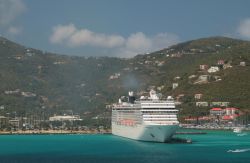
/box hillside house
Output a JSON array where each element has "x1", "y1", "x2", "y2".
[
  {"x1": 194, "y1": 93, "x2": 203, "y2": 100},
  {"x1": 157, "y1": 85, "x2": 165, "y2": 91},
  {"x1": 156, "y1": 61, "x2": 165, "y2": 66},
  {"x1": 53, "y1": 61, "x2": 66, "y2": 65},
  {"x1": 196, "y1": 102, "x2": 209, "y2": 107},
  {"x1": 207, "y1": 66, "x2": 219, "y2": 73},
  {"x1": 172, "y1": 83, "x2": 178, "y2": 89},
  {"x1": 190, "y1": 48, "x2": 202, "y2": 52},
  {"x1": 240, "y1": 61, "x2": 246, "y2": 66},
  {"x1": 199, "y1": 64, "x2": 208, "y2": 70},
  {"x1": 123, "y1": 67, "x2": 130, "y2": 71},
  {"x1": 214, "y1": 75, "x2": 222, "y2": 81},
  {"x1": 145, "y1": 60, "x2": 152, "y2": 64},
  {"x1": 174, "y1": 76, "x2": 181, "y2": 80},
  {"x1": 199, "y1": 75, "x2": 210, "y2": 81},
  {"x1": 21, "y1": 92, "x2": 36, "y2": 97},
  {"x1": 217, "y1": 60, "x2": 225, "y2": 65},
  {"x1": 188, "y1": 75, "x2": 197, "y2": 79},
  {"x1": 4, "y1": 89, "x2": 20, "y2": 95},
  {"x1": 210, "y1": 102, "x2": 230, "y2": 107},
  {"x1": 223, "y1": 63, "x2": 232, "y2": 69},
  {"x1": 194, "y1": 75, "x2": 210, "y2": 84},
  {"x1": 170, "y1": 53, "x2": 182, "y2": 58},
  {"x1": 109, "y1": 73, "x2": 120, "y2": 80},
  {"x1": 14, "y1": 55, "x2": 23, "y2": 60}
]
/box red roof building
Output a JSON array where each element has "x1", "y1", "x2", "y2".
[
  {"x1": 211, "y1": 108, "x2": 222, "y2": 111},
  {"x1": 222, "y1": 114, "x2": 239, "y2": 121},
  {"x1": 210, "y1": 108, "x2": 224, "y2": 116},
  {"x1": 224, "y1": 108, "x2": 239, "y2": 115},
  {"x1": 217, "y1": 60, "x2": 225, "y2": 65}
]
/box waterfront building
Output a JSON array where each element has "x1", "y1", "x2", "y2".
[
  {"x1": 210, "y1": 108, "x2": 224, "y2": 116},
  {"x1": 49, "y1": 115, "x2": 82, "y2": 121}
]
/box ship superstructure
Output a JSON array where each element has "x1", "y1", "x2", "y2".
[{"x1": 112, "y1": 90, "x2": 179, "y2": 142}]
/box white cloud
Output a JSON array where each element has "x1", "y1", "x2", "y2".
[
  {"x1": 152, "y1": 33, "x2": 179, "y2": 50},
  {"x1": 237, "y1": 18, "x2": 250, "y2": 39},
  {"x1": 50, "y1": 23, "x2": 179, "y2": 57},
  {"x1": 0, "y1": 0, "x2": 26, "y2": 26},
  {"x1": 117, "y1": 32, "x2": 179, "y2": 58},
  {"x1": 50, "y1": 24, "x2": 76, "y2": 44},
  {"x1": 125, "y1": 32, "x2": 152, "y2": 52},
  {"x1": 7, "y1": 26, "x2": 22, "y2": 35},
  {"x1": 50, "y1": 24, "x2": 125, "y2": 48}
]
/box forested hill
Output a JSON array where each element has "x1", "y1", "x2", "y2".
[{"x1": 0, "y1": 36, "x2": 249, "y2": 119}]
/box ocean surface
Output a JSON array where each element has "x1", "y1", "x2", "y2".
[{"x1": 0, "y1": 130, "x2": 250, "y2": 163}]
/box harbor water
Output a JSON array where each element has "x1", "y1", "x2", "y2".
[{"x1": 0, "y1": 130, "x2": 250, "y2": 163}]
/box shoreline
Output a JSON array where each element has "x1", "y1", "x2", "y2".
[
  {"x1": 1, "y1": 126, "x2": 249, "y2": 135},
  {"x1": 181, "y1": 126, "x2": 250, "y2": 131},
  {"x1": 0, "y1": 129, "x2": 112, "y2": 135}
]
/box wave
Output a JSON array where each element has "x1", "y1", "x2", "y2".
[
  {"x1": 237, "y1": 133, "x2": 248, "y2": 136},
  {"x1": 227, "y1": 148, "x2": 250, "y2": 153}
]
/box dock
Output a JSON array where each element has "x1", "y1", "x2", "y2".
[{"x1": 175, "y1": 131, "x2": 207, "y2": 135}]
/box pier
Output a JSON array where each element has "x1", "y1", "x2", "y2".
[{"x1": 175, "y1": 131, "x2": 207, "y2": 135}]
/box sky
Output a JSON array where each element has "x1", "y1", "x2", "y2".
[{"x1": 0, "y1": 0, "x2": 250, "y2": 58}]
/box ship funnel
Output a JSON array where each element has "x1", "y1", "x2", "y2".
[
  {"x1": 128, "y1": 91, "x2": 135, "y2": 103},
  {"x1": 128, "y1": 91, "x2": 134, "y2": 96}
]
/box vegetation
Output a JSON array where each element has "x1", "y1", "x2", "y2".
[{"x1": 0, "y1": 36, "x2": 250, "y2": 125}]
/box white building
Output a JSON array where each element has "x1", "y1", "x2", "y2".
[
  {"x1": 193, "y1": 75, "x2": 210, "y2": 84},
  {"x1": 109, "y1": 73, "x2": 121, "y2": 80},
  {"x1": 194, "y1": 94, "x2": 203, "y2": 100},
  {"x1": 210, "y1": 102, "x2": 230, "y2": 107},
  {"x1": 208, "y1": 66, "x2": 219, "y2": 73},
  {"x1": 240, "y1": 61, "x2": 246, "y2": 66},
  {"x1": 49, "y1": 115, "x2": 82, "y2": 121},
  {"x1": 172, "y1": 83, "x2": 178, "y2": 89},
  {"x1": 196, "y1": 102, "x2": 209, "y2": 107},
  {"x1": 21, "y1": 92, "x2": 36, "y2": 97}
]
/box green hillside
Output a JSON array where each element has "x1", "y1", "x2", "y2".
[
  {"x1": 0, "y1": 36, "x2": 250, "y2": 123},
  {"x1": 130, "y1": 36, "x2": 250, "y2": 118}
]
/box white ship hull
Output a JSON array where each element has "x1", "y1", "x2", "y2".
[{"x1": 112, "y1": 123, "x2": 179, "y2": 142}]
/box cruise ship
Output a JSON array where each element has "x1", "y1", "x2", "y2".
[{"x1": 112, "y1": 90, "x2": 179, "y2": 142}]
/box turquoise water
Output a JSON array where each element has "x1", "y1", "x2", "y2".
[{"x1": 0, "y1": 130, "x2": 250, "y2": 163}]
